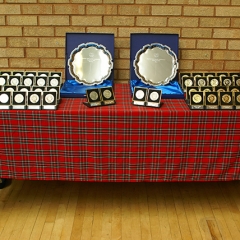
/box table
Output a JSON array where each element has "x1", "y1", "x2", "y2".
[{"x1": 0, "y1": 83, "x2": 240, "y2": 182}]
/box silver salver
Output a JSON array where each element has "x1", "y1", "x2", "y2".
[
  {"x1": 68, "y1": 42, "x2": 113, "y2": 86},
  {"x1": 134, "y1": 43, "x2": 178, "y2": 86}
]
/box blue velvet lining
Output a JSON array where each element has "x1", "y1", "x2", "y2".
[
  {"x1": 130, "y1": 79, "x2": 184, "y2": 99},
  {"x1": 60, "y1": 79, "x2": 113, "y2": 98}
]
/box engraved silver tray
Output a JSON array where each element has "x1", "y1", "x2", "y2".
[
  {"x1": 134, "y1": 43, "x2": 178, "y2": 86},
  {"x1": 68, "y1": 42, "x2": 113, "y2": 85}
]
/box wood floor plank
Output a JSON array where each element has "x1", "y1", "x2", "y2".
[
  {"x1": 0, "y1": 180, "x2": 240, "y2": 240},
  {"x1": 121, "y1": 183, "x2": 132, "y2": 240},
  {"x1": 0, "y1": 180, "x2": 35, "y2": 240},
  {"x1": 156, "y1": 183, "x2": 172, "y2": 240},
  {"x1": 139, "y1": 183, "x2": 152, "y2": 240},
  {"x1": 29, "y1": 181, "x2": 58, "y2": 240},
  {"x1": 111, "y1": 183, "x2": 122, "y2": 240},
  {"x1": 203, "y1": 182, "x2": 233, "y2": 240},
  {"x1": 70, "y1": 183, "x2": 89, "y2": 240},
  {"x1": 171, "y1": 183, "x2": 192, "y2": 240},
  {"x1": 60, "y1": 183, "x2": 80, "y2": 240},
  {"x1": 130, "y1": 183, "x2": 142, "y2": 240},
  {"x1": 146, "y1": 183, "x2": 162, "y2": 240}
]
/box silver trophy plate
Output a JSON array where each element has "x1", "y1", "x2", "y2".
[
  {"x1": 134, "y1": 43, "x2": 178, "y2": 86},
  {"x1": 68, "y1": 42, "x2": 113, "y2": 85}
]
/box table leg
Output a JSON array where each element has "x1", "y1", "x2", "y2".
[{"x1": 0, "y1": 178, "x2": 7, "y2": 189}]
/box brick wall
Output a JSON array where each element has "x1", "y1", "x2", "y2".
[{"x1": 0, "y1": 0, "x2": 240, "y2": 82}]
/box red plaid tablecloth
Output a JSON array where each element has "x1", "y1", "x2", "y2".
[{"x1": 0, "y1": 83, "x2": 240, "y2": 182}]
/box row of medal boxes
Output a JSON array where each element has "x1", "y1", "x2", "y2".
[
  {"x1": 0, "y1": 74, "x2": 62, "y2": 87},
  {"x1": 187, "y1": 90, "x2": 240, "y2": 110},
  {"x1": 0, "y1": 89, "x2": 60, "y2": 110},
  {"x1": 0, "y1": 70, "x2": 62, "y2": 78},
  {"x1": 179, "y1": 72, "x2": 240, "y2": 90}
]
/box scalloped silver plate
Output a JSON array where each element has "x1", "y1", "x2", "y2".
[
  {"x1": 134, "y1": 43, "x2": 178, "y2": 86},
  {"x1": 68, "y1": 42, "x2": 113, "y2": 86}
]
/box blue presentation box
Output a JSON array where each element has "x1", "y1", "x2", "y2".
[
  {"x1": 60, "y1": 33, "x2": 114, "y2": 98},
  {"x1": 130, "y1": 33, "x2": 184, "y2": 99}
]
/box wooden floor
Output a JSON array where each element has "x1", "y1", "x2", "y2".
[{"x1": 1, "y1": 180, "x2": 240, "y2": 240}]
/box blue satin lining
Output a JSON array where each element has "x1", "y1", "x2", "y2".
[
  {"x1": 130, "y1": 79, "x2": 184, "y2": 99},
  {"x1": 60, "y1": 79, "x2": 113, "y2": 98}
]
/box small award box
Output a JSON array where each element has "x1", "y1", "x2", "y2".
[
  {"x1": 0, "y1": 75, "x2": 8, "y2": 86},
  {"x1": 219, "y1": 91, "x2": 234, "y2": 110},
  {"x1": 22, "y1": 76, "x2": 35, "y2": 86},
  {"x1": 27, "y1": 91, "x2": 42, "y2": 109},
  {"x1": 234, "y1": 92, "x2": 240, "y2": 109},
  {"x1": 205, "y1": 92, "x2": 219, "y2": 110},
  {"x1": 12, "y1": 91, "x2": 27, "y2": 109},
  {"x1": 9, "y1": 75, "x2": 21, "y2": 86},
  {"x1": 99, "y1": 87, "x2": 115, "y2": 106},
  {"x1": 42, "y1": 91, "x2": 57, "y2": 110},
  {"x1": 85, "y1": 88, "x2": 102, "y2": 107},
  {"x1": 146, "y1": 89, "x2": 162, "y2": 108},
  {"x1": 35, "y1": 76, "x2": 48, "y2": 87},
  {"x1": 0, "y1": 91, "x2": 11, "y2": 109},
  {"x1": 189, "y1": 91, "x2": 204, "y2": 109}
]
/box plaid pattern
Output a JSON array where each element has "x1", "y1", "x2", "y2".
[{"x1": 0, "y1": 83, "x2": 240, "y2": 182}]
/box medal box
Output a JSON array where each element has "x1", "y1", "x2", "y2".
[
  {"x1": 130, "y1": 33, "x2": 184, "y2": 99},
  {"x1": 180, "y1": 72, "x2": 240, "y2": 92},
  {"x1": 186, "y1": 85, "x2": 240, "y2": 110},
  {"x1": 0, "y1": 71, "x2": 61, "y2": 110},
  {"x1": 84, "y1": 86, "x2": 116, "y2": 107},
  {"x1": 132, "y1": 87, "x2": 162, "y2": 108},
  {"x1": 60, "y1": 33, "x2": 114, "y2": 98}
]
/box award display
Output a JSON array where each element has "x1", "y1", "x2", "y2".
[
  {"x1": 234, "y1": 78, "x2": 240, "y2": 86},
  {"x1": 235, "y1": 92, "x2": 240, "y2": 109},
  {"x1": 215, "y1": 86, "x2": 226, "y2": 93},
  {"x1": 38, "y1": 71, "x2": 49, "y2": 77},
  {"x1": 25, "y1": 71, "x2": 37, "y2": 77},
  {"x1": 12, "y1": 71, "x2": 24, "y2": 76},
  {"x1": 0, "y1": 70, "x2": 61, "y2": 110},
  {"x1": 205, "y1": 92, "x2": 219, "y2": 109},
  {"x1": 68, "y1": 42, "x2": 113, "y2": 86},
  {"x1": 32, "y1": 86, "x2": 45, "y2": 93},
  {"x1": 229, "y1": 86, "x2": 240, "y2": 93},
  {"x1": 220, "y1": 92, "x2": 234, "y2": 109},
  {"x1": 48, "y1": 76, "x2": 61, "y2": 87},
  {"x1": 28, "y1": 91, "x2": 42, "y2": 109},
  {"x1": 0, "y1": 91, "x2": 11, "y2": 109},
  {"x1": 3, "y1": 85, "x2": 17, "y2": 92},
  {"x1": 100, "y1": 87, "x2": 115, "y2": 106},
  {"x1": 195, "y1": 77, "x2": 208, "y2": 87},
  {"x1": 132, "y1": 87, "x2": 148, "y2": 106},
  {"x1": 84, "y1": 87, "x2": 116, "y2": 107},
  {"x1": 208, "y1": 76, "x2": 221, "y2": 87},
  {"x1": 9, "y1": 75, "x2": 21, "y2": 86},
  {"x1": 42, "y1": 91, "x2": 57, "y2": 109},
  {"x1": 46, "y1": 86, "x2": 61, "y2": 103},
  {"x1": 186, "y1": 86, "x2": 199, "y2": 101},
  {"x1": 0, "y1": 75, "x2": 8, "y2": 86},
  {"x1": 182, "y1": 76, "x2": 195, "y2": 89},
  {"x1": 36, "y1": 76, "x2": 48, "y2": 86},
  {"x1": 132, "y1": 87, "x2": 162, "y2": 108},
  {"x1": 22, "y1": 76, "x2": 35, "y2": 86},
  {"x1": 85, "y1": 88, "x2": 102, "y2": 107},
  {"x1": 146, "y1": 89, "x2": 162, "y2": 107},
  {"x1": 189, "y1": 91, "x2": 204, "y2": 109},
  {"x1": 18, "y1": 85, "x2": 31, "y2": 92},
  {"x1": 12, "y1": 91, "x2": 27, "y2": 109},
  {"x1": 133, "y1": 43, "x2": 178, "y2": 86},
  {"x1": 221, "y1": 76, "x2": 232, "y2": 87}
]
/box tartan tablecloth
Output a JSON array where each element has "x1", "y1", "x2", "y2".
[{"x1": 0, "y1": 83, "x2": 240, "y2": 182}]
